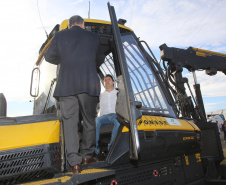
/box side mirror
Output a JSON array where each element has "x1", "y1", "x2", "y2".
[{"x1": 30, "y1": 67, "x2": 40, "y2": 97}]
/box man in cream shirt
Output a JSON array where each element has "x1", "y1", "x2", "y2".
[{"x1": 95, "y1": 74, "x2": 120, "y2": 155}]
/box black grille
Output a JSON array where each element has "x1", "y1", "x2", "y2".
[
  {"x1": 0, "y1": 156, "x2": 44, "y2": 175},
  {"x1": 196, "y1": 121, "x2": 224, "y2": 161},
  {"x1": 118, "y1": 170, "x2": 153, "y2": 185},
  {"x1": 0, "y1": 143, "x2": 60, "y2": 185},
  {"x1": 0, "y1": 148, "x2": 44, "y2": 161},
  {"x1": 0, "y1": 170, "x2": 54, "y2": 185},
  {"x1": 85, "y1": 22, "x2": 131, "y2": 34}
]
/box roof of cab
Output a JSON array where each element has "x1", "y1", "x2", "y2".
[
  {"x1": 36, "y1": 18, "x2": 133, "y2": 66},
  {"x1": 59, "y1": 18, "x2": 133, "y2": 32}
]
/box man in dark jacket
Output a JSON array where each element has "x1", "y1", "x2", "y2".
[{"x1": 44, "y1": 15, "x2": 105, "y2": 174}]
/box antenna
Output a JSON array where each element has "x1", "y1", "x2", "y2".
[
  {"x1": 129, "y1": 0, "x2": 135, "y2": 27},
  {"x1": 37, "y1": 0, "x2": 48, "y2": 39},
  {"x1": 88, "y1": 1, "x2": 90, "y2": 19}
]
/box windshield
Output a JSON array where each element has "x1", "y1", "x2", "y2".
[{"x1": 121, "y1": 34, "x2": 176, "y2": 117}]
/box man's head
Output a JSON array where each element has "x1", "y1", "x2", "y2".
[
  {"x1": 104, "y1": 74, "x2": 114, "y2": 91},
  {"x1": 68, "y1": 15, "x2": 84, "y2": 29}
]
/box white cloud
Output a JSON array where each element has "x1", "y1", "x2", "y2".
[
  {"x1": 127, "y1": 0, "x2": 226, "y2": 53},
  {"x1": 73, "y1": 0, "x2": 84, "y2": 5},
  {"x1": 0, "y1": 0, "x2": 45, "y2": 102},
  {"x1": 185, "y1": 71, "x2": 226, "y2": 97}
]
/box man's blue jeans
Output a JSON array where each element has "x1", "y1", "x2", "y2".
[{"x1": 95, "y1": 113, "x2": 120, "y2": 154}]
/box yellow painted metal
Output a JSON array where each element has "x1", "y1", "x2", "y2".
[
  {"x1": 36, "y1": 37, "x2": 53, "y2": 66},
  {"x1": 122, "y1": 116, "x2": 200, "y2": 132},
  {"x1": 196, "y1": 52, "x2": 206, "y2": 57},
  {"x1": 59, "y1": 18, "x2": 133, "y2": 32},
  {"x1": 67, "y1": 168, "x2": 110, "y2": 174},
  {"x1": 193, "y1": 47, "x2": 226, "y2": 57},
  {"x1": 59, "y1": 19, "x2": 69, "y2": 31},
  {"x1": 187, "y1": 120, "x2": 200, "y2": 130},
  {"x1": 0, "y1": 120, "x2": 60, "y2": 151},
  {"x1": 20, "y1": 176, "x2": 71, "y2": 185},
  {"x1": 21, "y1": 169, "x2": 111, "y2": 184}
]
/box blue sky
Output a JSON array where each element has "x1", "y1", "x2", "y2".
[{"x1": 0, "y1": 0, "x2": 226, "y2": 117}]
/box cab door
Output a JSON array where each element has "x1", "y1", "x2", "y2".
[{"x1": 108, "y1": 3, "x2": 141, "y2": 160}]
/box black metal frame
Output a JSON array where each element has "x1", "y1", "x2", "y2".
[
  {"x1": 0, "y1": 143, "x2": 61, "y2": 185},
  {"x1": 107, "y1": 2, "x2": 140, "y2": 160},
  {"x1": 120, "y1": 33, "x2": 177, "y2": 117},
  {"x1": 138, "y1": 40, "x2": 178, "y2": 116}
]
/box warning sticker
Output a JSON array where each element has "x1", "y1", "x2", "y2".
[{"x1": 164, "y1": 118, "x2": 181, "y2": 126}]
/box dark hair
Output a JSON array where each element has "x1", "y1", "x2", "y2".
[
  {"x1": 68, "y1": 15, "x2": 84, "y2": 28},
  {"x1": 104, "y1": 74, "x2": 114, "y2": 81}
]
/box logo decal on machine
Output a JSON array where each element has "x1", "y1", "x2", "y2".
[
  {"x1": 164, "y1": 118, "x2": 181, "y2": 126},
  {"x1": 183, "y1": 136, "x2": 195, "y2": 140},
  {"x1": 137, "y1": 119, "x2": 169, "y2": 126}
]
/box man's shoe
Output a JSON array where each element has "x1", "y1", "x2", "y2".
[
  {"x1": 72, "y1": 164, "x2": 82, "y2": 174},
  {"x1": 82, "y1": 157, "x2": 97, "y2": 164}
]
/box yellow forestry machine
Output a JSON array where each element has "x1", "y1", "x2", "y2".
[{"x1": 1, "y1": 3, "x2": 226, "y2": 185}]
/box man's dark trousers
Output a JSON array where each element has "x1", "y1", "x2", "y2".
[{"x1": 60, "y1": 93, "x2": 98, "y2": 166}]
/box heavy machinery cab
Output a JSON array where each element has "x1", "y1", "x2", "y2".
[{"x1": 33, "y1": 20, "x2": 176, "y2": 118}]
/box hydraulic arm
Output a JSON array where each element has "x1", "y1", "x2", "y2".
[
  {"x1": 160, "y1": 44, "x2": 226, "y2": 122},
  {"x1": 160, "y1": 44, "x2": 226, "y2": 75}
]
